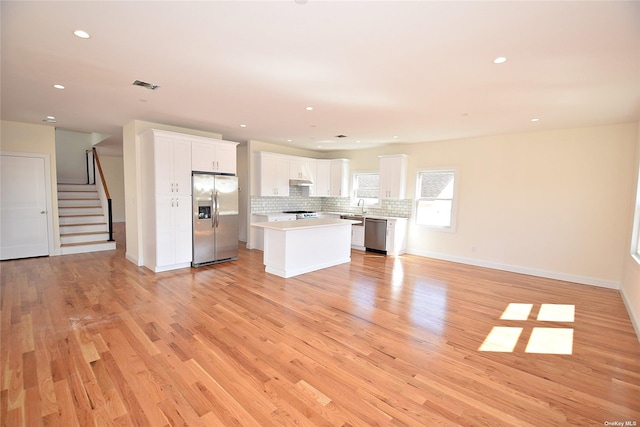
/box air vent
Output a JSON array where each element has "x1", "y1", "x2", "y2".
[
  {"x1": 335, "y1": 134, "x2": 347, "y2": 138},
  {"x1": 132, "y1": 80, "x2": 159, "y2": 90}
]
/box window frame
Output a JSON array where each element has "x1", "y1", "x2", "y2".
[
  {"x1": 414, "y1": 168, "x2": 458, "y2": 232},
  {"x1": 631, "y1": 161, "x2": 640, "y2": 264},
  {"x1": 351, "y1": 171, "x2": 380, "y2": 207}
]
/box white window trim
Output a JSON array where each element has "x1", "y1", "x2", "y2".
[
  {"x1": 413, "y1": 167, "x2": 459, "y2": 232},
  {"x1": 631, "y1": 161, "x2": 640, "y2": 265},
  {"x1": 351, "y1": 170, "x2": 380, "y2": 207}
]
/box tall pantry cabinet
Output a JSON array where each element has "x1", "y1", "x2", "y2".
[{"x1": 140, "y1": 129, "x2": 193, "y2": 272}]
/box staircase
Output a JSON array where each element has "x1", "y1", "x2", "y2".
[{"x1": 57, "y1": 183, "x2": 116, "y2": 254}]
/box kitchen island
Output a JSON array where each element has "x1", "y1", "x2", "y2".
[{"x1": 251, "y1": 218, "x2": 361, "y2": 278}]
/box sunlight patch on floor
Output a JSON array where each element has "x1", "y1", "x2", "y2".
[
  {"x1": 500, "y1": 303, "x2": 533, "y2": 320},
  {"x1": 525, "y1": 328, "x2": 574, "y2": 354},
  {"x1": 537, "y1": 304, "x2": 575, "y2": 322},
  {"x1": 478, "y1": 327, "x2": 523, "y2": 352},
  {"x1": 480, "y1": 304, "x2": 575, "y2": 355}
]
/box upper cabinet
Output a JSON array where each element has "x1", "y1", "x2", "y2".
[
  {"x1": 330, "y1": 159, "x2": 350, "y2": 197},
  {"x1": 191, "y1": 138, "x2": 238, "y2": 174},
  {"x1": 256, "y1": 152, "x2": 290, "y2": 197},
  {"x1": 313, "y1": 160, "x2": 332, "y2": 197},
  {"x1": 148, "y1": 133, "x2": 192, "y2": 195},
  {"x1": 379, "y1": 154, "x2": 408, "y2": 200}
]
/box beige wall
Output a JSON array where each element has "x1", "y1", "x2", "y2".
[
  {"x1": 1, "y1": 120, "x2": 60, "y2": 252},
  {"x1": 334, "y1": 123, "x2": 637, "y2": 288},
  {"x1": 122, "y1": 120, "x2": 223, "y2": 265},
  {"x1": 98, "y1": 155, "x2": 125, "y2": 222},
  {"x1": 55, "y1": 129, "x2": 93, "y2": 183},
  {"x1": 621, "y1": 121, "x2": 640, "y2": 339}
]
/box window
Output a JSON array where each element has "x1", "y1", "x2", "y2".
[
  {"x1": 633, "y1": 163, "x2": 640, "y2": 261},
  {"x1": 415, "y1": 169, "x2": 457, "y2": 229},
  {"x1": 352, "y1": 172, "x2": 379, "y2": 205}
]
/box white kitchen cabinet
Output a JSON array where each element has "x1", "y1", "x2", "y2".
[
  {"x1": 313, "y1": 160, "x2": 332, "y2": 197},
  {"x1": 153, "y1": 135, "x2": 192, "y2": 195},
  {"x1": 256, "y1": 152, "x2": 290, "y2": 197},
  {"x1": 351, "y1": 224, "x2": 365, "y2": 250},
  {"x1": 191, "y1": 138, "x2": 238, "y2": 174},
  {"x1": 379, "y1": 154, "x2": 408, "y2": 200},
  {"x1": 386, "y1": 217, "x2": 408, "y2": 256},
  {"x1": 140, "y1": 129, "x2": 194, "y2": 272},
  {"x1": 330, "y1": 159, "x2": 350, "y2": 197},
  {"x1": 154, "y1": 194, "x2": 192, "y2": 268}
]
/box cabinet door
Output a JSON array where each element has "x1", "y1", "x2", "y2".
[
  {"x1": 173, "y1": 194, "x2": 193, "y2": 264},
  {"x1": 259, "y1": 155, "x2": 277, "y2": 196},
  {"x1": 314, "y1": 160, "x2": 331, "y2": 197},
  {"x1": 155, "y1": 194, "x2": 175, "y2": 266},
  {"x1": 192, "y1": 141, "x2": 215, "y2": 173},
  {"x1": 214, "y1": 143, "x2": 237, "y2": 175},
  {"x1": 379, "y1": 155, "x2": 407, "y2": 200},
  {"x1": 330, "y1": 159, "x2": 349, "y2": 197},
  {"x1": 154, "y1": 137, "x2": 175, "y2": 194},
  {"x1": 173, "y1": 139, "x2": 192, "y2": 195},
  {"x1": 275, "y1": 157, "x2": 290, "y2": 196}
]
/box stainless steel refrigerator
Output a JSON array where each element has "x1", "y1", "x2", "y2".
[{"x1": 192, "y1": 173, "x2": 239, "y2": 266}]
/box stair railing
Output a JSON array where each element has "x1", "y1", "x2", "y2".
[
  {"x1": 85, "y1": 149, "x2": 96, "y2": 184},
  {"x1": 91, "y1": 147, "x2": 114, "y2": 242}
]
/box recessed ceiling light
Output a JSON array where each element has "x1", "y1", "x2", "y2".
[
  {"x1": 531, "y1": 118, "x2": 540, "y2": 122},
  {"x1": 493, "y1": 57, "x2": 507, "y2": 64},
  {"x1": 73, "y1": 30, "x2": 91, "y2": 39},
  {"x1": 240, "y1": 124, "x2": 247, "y2": 128},
  {"x1": 305, "y1": 106, "x2": 314, "y2": 111},
  {"x1": 46, "y1": 115, "x2": 55, "y2": 120},
  {"x1": 393, "y1": 135, "x2": 399, "y2": 139},
  {"x1": 53, "y1": 84, "x2": 65, "y2": 89},
  {"x1": 42, "y1": 117, "x2": 56, "y2": 123},
  {"x1": 287, "y1": 139, "x2": 292, "y2": 142}
]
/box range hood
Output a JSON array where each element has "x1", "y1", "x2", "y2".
[{"x1": 289, "y1": 178, "x2": 313, "y2": 186}]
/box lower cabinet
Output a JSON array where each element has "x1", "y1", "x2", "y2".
[
  {"x1": 146, "y1": 194, "x2": 192, "y2": 272},
  {"x1": 351, "y1": 224, "x2": 365, "y2": 250},
  {"x1": 386, "y1": 218, "x2": 407, "y2": 256}
]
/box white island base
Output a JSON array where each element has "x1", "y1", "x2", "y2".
[{"x1": 252, "y1": 219, "x2": 357, "y2": 278}]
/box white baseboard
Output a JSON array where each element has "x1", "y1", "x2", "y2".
[
  {"x1": 406, "y1": 249, "x2": 620, "y2": 290},
  {"x1": 620, "y1": 286, "x2": 640, "y2": 342}
]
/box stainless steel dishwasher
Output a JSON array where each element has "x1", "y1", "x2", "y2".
[{"x1": 365, "y1": 218, "x2": 387, "y2": 254}]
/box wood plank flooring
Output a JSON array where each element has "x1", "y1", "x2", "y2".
[{"x1": 2, "y1": 223, "x2": 639, "y2": 426}]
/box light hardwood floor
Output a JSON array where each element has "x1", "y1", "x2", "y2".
[{"x1": 2, "y1": 223, "x2": 639, "y2": 426}]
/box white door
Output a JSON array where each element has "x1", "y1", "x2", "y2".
[{"x1": 1, "y1": 155, "x2": 50, "y2": 260}]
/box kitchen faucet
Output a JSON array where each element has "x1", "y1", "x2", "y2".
[{"x1": 357, "y1": 198, "x2": 366, "y2": 214}]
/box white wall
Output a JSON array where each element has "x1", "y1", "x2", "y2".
[
  {"x1": 332, "y1": 123, "x2": 637, "y2": 288},
  {"x1": 621, "y1": 121, "x2": 640, "y2": 340},
  {"x1": 1, "y1": 120, "x2": 60, "y2": 251},
  {"x1": 122, "y1": 120, "x2": 223, "y2": 266},
  {"x1": 55, "y1": 129, "x2": 93, "y2": 183}
]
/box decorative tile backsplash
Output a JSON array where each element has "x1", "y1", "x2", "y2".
[{"x1": 251, "y1": 185, "x2": 413, "y2": 218}]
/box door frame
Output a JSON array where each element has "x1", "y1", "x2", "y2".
[{"x1": 1, "y1": 151, "x2": 58, "y2": 257}]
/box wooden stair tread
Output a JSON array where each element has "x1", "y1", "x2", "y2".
[{"x1": 60, "y1": 240, "x2": 113, "y2": 247}]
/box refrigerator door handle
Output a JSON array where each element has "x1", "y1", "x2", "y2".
[{"x1": 213, "y1": 191, "x2": 220, "y2": 228}]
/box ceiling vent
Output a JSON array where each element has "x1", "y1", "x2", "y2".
[{"x1": 132, "y1": 80, "x2": 159, "y2": 90}]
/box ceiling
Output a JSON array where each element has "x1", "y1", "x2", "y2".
[{"x1": 2, "y1": 1, "x2": 639, "y2": 155}]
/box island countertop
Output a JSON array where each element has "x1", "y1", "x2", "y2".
[{"x1": 251, "y1": 218, "x2": 361, "y2": 231}]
